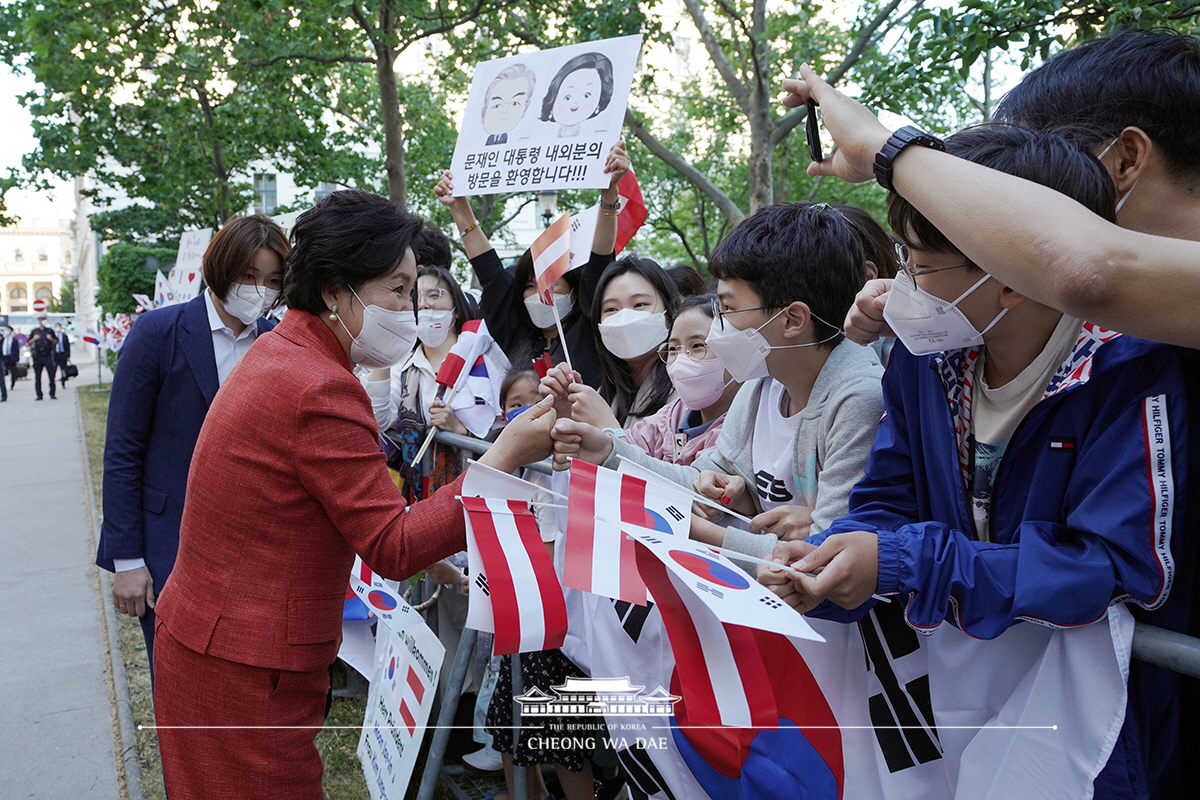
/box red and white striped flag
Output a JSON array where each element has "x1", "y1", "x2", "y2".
[
  {"x1": 463, "y1": 495, "x2": 568, "y2": 655},
  {"x1": 532, "y1": 211, "x2": 573, "y2": 305},
  {"x1": 564, "y1": 460, "x2": 654, "y2": 605},
  {"x1": 634, "y1": 539, "x2": 777, "y2": 729}
]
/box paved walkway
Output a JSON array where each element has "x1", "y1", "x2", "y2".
[{"x1": 0, "y1": 370, "x2": 122, "y2": 798}]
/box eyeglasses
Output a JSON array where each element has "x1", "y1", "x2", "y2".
[
  {"x1": 657, "y1": 341, "x2": 715, "y2": 364},
  {"x1": 709, "y1": 297, "x2": 780, "y2": 330},
  {"x1": 894, "y1": 242, "x2": 974, "y2": 279},
  {"x1": 418, "y1": 288, "x2": 449, "y2": 304}
]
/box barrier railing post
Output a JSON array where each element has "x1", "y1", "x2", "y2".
[{"x1": 415, "y1": 627, "x2": 478, "y2": 800}]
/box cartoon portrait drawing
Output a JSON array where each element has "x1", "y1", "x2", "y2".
[
  {"x1": 539, "y1": 52, "x2": 615, "y2": 138},
  {"x1": 481, "y1": 64, "x2": 537, "y2": 146}
]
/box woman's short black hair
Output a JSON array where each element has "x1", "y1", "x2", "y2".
[
  {"x1": 709, "y1": 202, "x2": 864, "y2": 348},
  {"x1": 418, "y1": 265, "x2": 476, "y2": 335},
  {"x1": 282, "y1": 189, "x2": 424, "y2": 315},
  {"x1": 888, "y1": 125, "x2": 1117, "y2": 259},
  {"x1": 539, "y1": 52, "x2": 615, "y2": 123},
  {"x1": 202, "y1": 214, "x2": 290, "y2": 302},
  {"x1": 591, "y1": 253, "x2": 681, "y2": 422},
  {"x1": 510, "y1": 248, "x2": 583, "y2": 330}
]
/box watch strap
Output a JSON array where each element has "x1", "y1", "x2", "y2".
[{"x1": 873, "y1": 126, "x2": 946, "y2": 194}]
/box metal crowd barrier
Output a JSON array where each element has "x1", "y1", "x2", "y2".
[
  {"x1": 403, "y1": 427, "x2": 1200, "y2": 800},
  {"x1": 410, "y1": 430, "x2": 1200, "y2": 678}
]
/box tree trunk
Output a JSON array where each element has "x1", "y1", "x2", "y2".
[
  {"x1": 747, "y1": 106, "x2": 774, "y2": 213},
  {"x1": 374, "y1": 0, "x2": 406, "y2": 208},
  {"x1": 194, "y1": 83, "x2": 233, "y2": 223}
]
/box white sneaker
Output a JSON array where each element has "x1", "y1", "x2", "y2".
[{"x1": 462, "y1": 746, "x2": 504, "y2": 772}]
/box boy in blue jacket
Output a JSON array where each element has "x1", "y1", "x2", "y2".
[{"x1": 763, "y1": 125, "x2": 1198, "y2": 799}]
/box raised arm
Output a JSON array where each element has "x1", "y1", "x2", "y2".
[
  {"x1": 436, "y1": 170, "x2": 493, "y2": 260},
  {"x1": 591, "y1": 138, "x2": 631, "y2": 258},
  {"x1": 784, "y1": 65, "x2": 1200, "y2": 348}
]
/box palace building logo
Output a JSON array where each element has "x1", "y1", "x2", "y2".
[{"x1": 515, "y1": 677, "x2": 680, "y2": 717}]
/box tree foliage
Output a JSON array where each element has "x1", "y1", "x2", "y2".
[
  {"x1": 4, "y1": 0, "x2": 1200, "y2": 268},
  {"x1": 96, "y1": 244, "x2": 176, "y2": 314}
]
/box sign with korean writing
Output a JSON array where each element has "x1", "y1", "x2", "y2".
[{"x1": 449, "y1": 34, "x2": 643, "y2": 196}]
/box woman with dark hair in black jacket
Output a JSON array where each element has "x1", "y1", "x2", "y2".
[{"x1": 434, "y1": 140, "x2": 630, "y2": 387}]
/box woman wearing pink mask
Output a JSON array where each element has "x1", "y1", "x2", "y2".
[{"x1": 616, "y1": 294, "x2": 739, "y2": 465}]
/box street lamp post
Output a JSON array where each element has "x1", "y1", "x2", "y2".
[{"x1": 537, "y1": 190, "x2": 558, "y2": 229}]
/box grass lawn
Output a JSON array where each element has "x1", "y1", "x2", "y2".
[{"x1": 78, "y1": 382, "x2": 385, "y2": 800}]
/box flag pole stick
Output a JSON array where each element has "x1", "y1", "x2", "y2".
[
  {"x1": 550, "y1": 296, "x2": 573, "y2": 375},
  {"x1": 410, "y1": 386, "x2": 458, "y2": 467},
  {"x1": 461, "y1": 460, "x2": 571, "y2": 502}
]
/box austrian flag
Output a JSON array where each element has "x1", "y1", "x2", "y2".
[
  {"x1": 462, "y1": 496, "x2": 568, "y2": 655},
  {"x1": 564, "y1": 460, "x2": 653, "y2": 605},
  {"x1": 531, "y1": 211, "x2": 572, "y2": 305}
]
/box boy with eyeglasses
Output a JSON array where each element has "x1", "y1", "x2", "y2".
[
  {"x1": 763, "y1": 125, "x2": 1198, "y2": 798},
  {"x1": 552, "y1": 201, "x2": 887, "y2": 552}
]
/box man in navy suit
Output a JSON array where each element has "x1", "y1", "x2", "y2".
[
  {"x1": 2, "y1": 326, "x2": 18, "y2": 390},
  {"x1": 54, "y1": 322, "x2": 71, "y2": 388},
  {"x1": 96, "y1": 215, "x2": 288, "y2": 671}
]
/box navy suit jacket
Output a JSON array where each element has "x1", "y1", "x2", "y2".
[
  {"x1": 96, "y1": 294, "x2": 275, "y2": 593},
  {"x1": 3, "y1": 336, "x2": 19, "y2": 366}
]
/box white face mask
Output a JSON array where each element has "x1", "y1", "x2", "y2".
[
  {"x1": 524, "y1": 292, "x2": 574, "y2": 330},
  {"x1": 336, "y1": 286, "x2": 418, "y2": 369},
  {"x1": 705, "y1": 308, "x2": 841, "y2": 383},
  {"x1": 223, "y1": 283, "x2": 280, "y2": 326},
  {"x1": 882, "y1": 270, "x2": 1006, "y2": 356},
  {"x1": 416, "y1": 308, "x2": 455, "y2": 348},
  {"x1": 598, "y1": 308, "x2": 668, "y2": 359},
  {"x1": 666, "y1": 352, "x2": 731, "y2": 410}
]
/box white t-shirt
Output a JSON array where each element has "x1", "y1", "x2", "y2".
[
  {"x1": 750, "y1": 380, "x2": 803, "y2": 512},
  {"x1": 969, "y1": 314, "x2": 1082, "y2": 541}
]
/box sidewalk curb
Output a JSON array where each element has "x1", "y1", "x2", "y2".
[{"x1": 76, "y1": 386, "x2": 146, "y2": 800}]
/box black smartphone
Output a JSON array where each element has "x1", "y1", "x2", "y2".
[{"x1": 805, "y1": 98, "x2": 824, "y2": 162}]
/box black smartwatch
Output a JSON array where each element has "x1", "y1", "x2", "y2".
[{"x1": 873, "y1": 126, "x2": 946, "y2": 194}]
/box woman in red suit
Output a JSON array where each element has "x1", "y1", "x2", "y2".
[{"x1": 152, "y1": 190, "x2": 556, "y2": 799}]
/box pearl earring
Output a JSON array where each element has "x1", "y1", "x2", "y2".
[{"x1": 329, "y1": 304, "x2": 338, "y2": 320}]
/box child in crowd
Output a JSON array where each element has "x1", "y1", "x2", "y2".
[
  {"x1": 762, "y1": 126, "x2": 1199, "y2": 797},
  {"x1": 478, "y1": 369, "x2": 603, "y2": 800},
  {"x1": 435, "y1": 141, "x2": 631, "y2": 386},
  {"x1": 551, "y1": 201, "x2": 886, "y2": 554}
]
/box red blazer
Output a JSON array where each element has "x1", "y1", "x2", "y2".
[{"x1": 155, "y1": 309, "x2": 466, "y2": 672}]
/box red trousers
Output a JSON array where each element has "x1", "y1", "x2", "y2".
[{"x1": 153, "y1": 619, "x2": 330, "y2": 799}]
